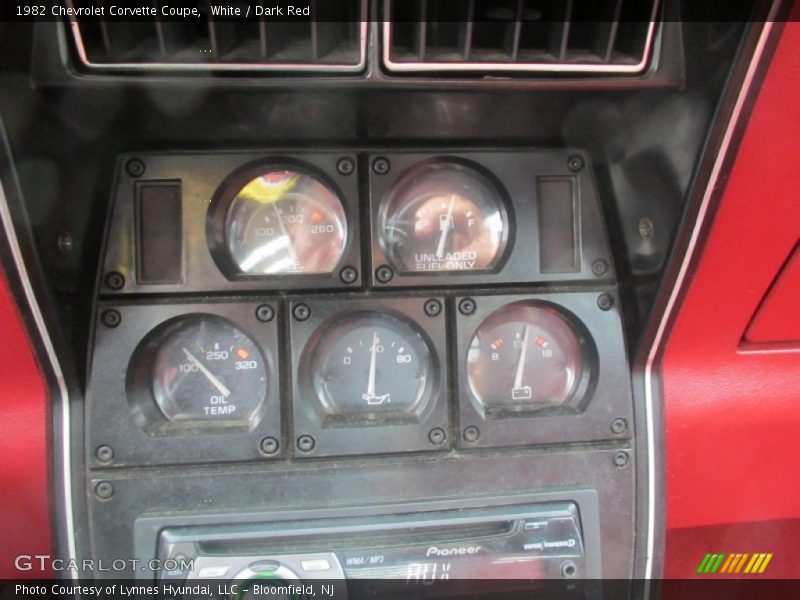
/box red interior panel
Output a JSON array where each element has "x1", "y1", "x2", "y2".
[
  {"x1": 744, "y1": 242, "x2": 800, "y2": 344},
  {"x1": 662, "y1": 18, "x2": 800, "y2": 576}
]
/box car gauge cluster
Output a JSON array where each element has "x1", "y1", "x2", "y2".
[
  {"x1": 100, "y1": 150, "x2": 613, "y2": 294},
  {"x1": 88, "y1": 149, "x2": 630, "y2": 467}
]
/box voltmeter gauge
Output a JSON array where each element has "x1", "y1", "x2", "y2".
[
  {"x1": 466, "y1": 301, "x2": 591, "y2": 415},
  {"x1": 215, "y1": 167, "x2": 347, "y2": 275},
  {"x1": 304, "y1": 312, "x2": 435, "y2": 424},
  {"x1": 133, "y1": 316, "x2": 268, "y2": 425},
  {"x1": 379, "y1": 160, "x2": 509, "y2": 274}
]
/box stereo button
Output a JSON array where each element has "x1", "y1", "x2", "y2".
[
  {"x1": 300, "y1": 559, "x2": 331, "y2": 572},
  {"x1": 197, "y1": 565, "x2": 229, "y2": 578}
]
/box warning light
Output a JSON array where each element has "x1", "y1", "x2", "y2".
[
  {"x1": 312, "y1": 211, "x2": 323, "y2": 222},
  {"x1": 535, "y1": 336, "x2": 546, "y2": 346},
  {"x1": 236, "y1": 348, "x2": 250, "y2": 359}
]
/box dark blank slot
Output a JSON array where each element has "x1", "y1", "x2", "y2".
[
  {"x1": 537, "y1": 177, "x2": 579, "y2": 273},
  {"x1": 136, "y1": 182, "x2": 183, "y2": 284}
]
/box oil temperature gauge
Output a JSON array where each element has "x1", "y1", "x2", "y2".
[
  {"x1": 304, "y1": 312, "x2": 435, "y2": 424},
  {"x1": 129, "y1": 315, "x2": 268, "y2": 426},
  {"x1": 466, "y1": 301, "x2": 591, "y2": 416},
  {"x1": 379, "y1": 160, "x2": 509, "y2": 274}
]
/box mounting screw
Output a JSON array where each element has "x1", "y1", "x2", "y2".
[
  {"x1": 375, "y1": 265, "x2": 394, "y2": 284},
  {"x1": 293, "y1": 304, "x2": 311, "y2": 322},
  {"x1": 463, "y1": 426, "x2": 481, "y2": 443},
  {"x1": 297, "y1": 435, "x2": 316, "y2": 453},
  {"x1": 336, "y1": 157, "x2": 355, "y2": 176},
  {"x1": 95, "y1": 445, "x2": 114, "y2": 464},
  {"x1": 561, "y1": 560, "x2": 578, "y2": 578},
  {"x1": 567, "y1": 155, "x2": 585, "y2": 172},
  {"x1": 613, "y1": 450, "x2": 630, "y2": 468},
  {"x1": 611, "y1": 417, "x2": 628, "y2": 435},
  {"x1": 94, "y1": 481, "x2": 114, "y2": 500},
  {"x1": 372, "y1": 157, "x2": 390, "y2": 175},
  {"x1": 101, "y1": 309, "x2": 121, "y2": 328},
  {"x1": 255, "y1": 304, "x2": 275, "y2": 323},
  {"x1": 57, "y1": 232, "x2": 73, "y2": 255},
  {"x1": 105, "y1": 271, "x2": 125, "y2": 290},
  {"x1": 259, "y1": 437, "x2": 279, "y2": 456},
  {"x1": 458, "y1": 298, "x2": 477, "y2": 316},
  {"x1": 592, "y1": 259, "x2": 609, "y2": 277},
  {"x1": 340, "y1": 266, "x2": 358, "y2": 285},
  {"x1": 428, "y1": 427, "x2": 446, "y2": 445},
  {"x1": 125, "y1": 158, "x2": 146, "y2": 178},
  {"x1": 597, "y1": 293, "x2": 615, "y2": 311},
  {"x1": 424, "y1": 299, "x2": 442, "y2": 317}
]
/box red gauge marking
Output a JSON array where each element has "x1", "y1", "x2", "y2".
[{"x1": 236, "y1": 348, "x2": 250, "y2": 359}]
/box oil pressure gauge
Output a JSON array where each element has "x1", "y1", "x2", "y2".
[
  {"x1": 379, "y1": 160, "x2": 509, "y2": 274},
  {"x1": 466, "y1": 301, "x2": 592, "y2": 416},
  {"x1": 302, "y1": 312, "x2": 436, "y2": 425}
]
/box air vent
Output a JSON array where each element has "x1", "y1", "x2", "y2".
[
  {"x1": 66, "y1": 0, "x2": 366, "y2": 73},
  {"x1": 383, "y1": 0, "x2": 660, "y2": 74}
]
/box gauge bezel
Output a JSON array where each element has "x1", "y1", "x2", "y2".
[
  {"x1": 289, "y1": 297, "x2": 449, "y2": 458},
  {"x1": 128, "y1": 314, "x2": 269, "y2": 433},
  {"x1": 465, "y1": 300, "x2": 596, "y2": 419},
  {"x1": 300, "y1": 310, "x2": 438, "y2": 427},
  {"x1": 376, "y1": 156, "x2": 514, "y2": 276},
  {"x1": 88, "y1": 302, "x2": 281, "y2": 468},
  {"x1": 455, "y1": 292, "x2": 633, "y2": 449},
  {"x1": 207, "y1": 158, "x2": 355, "y2": 282}
]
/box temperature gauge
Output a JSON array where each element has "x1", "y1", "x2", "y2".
[
  {"x1": 304, "y1": 312, "x2": 435, "y2": 424},
  {"x1": 379, "y1": 161, "x2": 509, "y2": 274},
  {"x1": 213, "y1": 166, "x2": 348, "y2": 276},
  {"x1": 466, "y1": 301, "x2": 590, "y2": 416}
]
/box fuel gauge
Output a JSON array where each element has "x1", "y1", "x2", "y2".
[
  {"x1": 466, "y1": 301, "x2": 591, "y2": 416},
  {"x1": 379, "y1": 160, "x2": 509, "y2": 274}
]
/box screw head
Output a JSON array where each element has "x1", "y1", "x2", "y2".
[
  {"x1": 125, "y1": 158, "x2": 146, "y2": 178},
  {"x1": 57, "y1": 232, "x2": 73, "y2": 255},
  {"x1": 340, "y1": 266, "x2": 358, "y2": 284},
  {"x1": 463, "y1": 426, "x2": 481, "y2": 443},
  {"x1": 105, "y1": 271, "x2": 125, "y2": 290},
  {"x1": 297, "y1": 435, "x2": 316, "y2": 453},
  {"x1": 592, "y1": 259, "x2": 609, "y2": 277},
  {"x1": 95, "y1": 445, "x2": 114, "y2": 463},
  {"x1": 561, "y1": 560, "x2": 578, "y2": 578},
  {"x1": 101, "y1": 309, "x2": 121, "y2": 328},
  {"x1": 336, "y1": 157, "x2": 355, "y2": 175},
  {"x1": 597, "y1": 293, "x2": 615, "y2": 311},
  {"x1": 611, "y1": 418, "x2": 628, "y2": 435},
  {"x1": 293, "y1": 304, "x2": 311, "y2": 322},
  {"x1": 95, "y1": 481, "x2": 114, "y2": 500},
  {"x1": 372, "y1": 157, "x2": 390, "y2": 175},
  {"x1": 613, "y1": 450, "x2": 630, "y2": 468},
  {"x1": 567, "y1": 155, "x2": 585, "y2": 172},
  {"x1": 255, "y1": 304, "x2": 275, "y2": 323},
  {"x1": 259, "y1": 437, "x2": 279, "y2": 456},
  {"x1": 424, "y1": 299, "x2": 442, "y2": 317},
  {"x1": 428, "y1": 427, "x2": 446, "y2": 445},
  {"x1": 458, "y1": 298, "x2": 477, "y2": 316},
  {"x1": 375, "y1": 265, "x2": 394, "y2": 284}
]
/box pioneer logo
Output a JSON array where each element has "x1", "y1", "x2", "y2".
[{"x1": 426, "y1": 545, "x2": 482, "y2": 557}]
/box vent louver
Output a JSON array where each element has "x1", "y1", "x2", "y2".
[
  {"x1": 66, "y1": 0, "x2": 366, "y2": 73},
  {"x1": 383, "y1": 0, "x2": 660, "y2": 74}
]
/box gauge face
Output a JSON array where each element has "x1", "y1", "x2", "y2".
[
  {"x1": 224, "y1": 168, "x2": 347, "y2": 275},
  {"x1": 466, "y1": 302, "x2": 586, "y2": 415},
  {"x1": 150, "y1": 317, "x2": 267, "y2": 423},
  {"x1": 306, "y1": 312, "x2": 434, "y2": 423},
  {"x1": 380, "y1": 162, "x2": 508, "y2": 274}
]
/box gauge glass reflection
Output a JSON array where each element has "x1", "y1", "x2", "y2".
[
  {"x1": 151, "y1": 317, "x2": 267, "y2": 423},
  {"x1": 467, "y1": 302, "x2": 584, "y2": 415},
  {"x1": 225, "y1": 169, "x2": 347, "y2": 275},
  {"x1": 380, "y1": 162, "x2": 508, "y2": 273},
  {"x1": 306, "y1": 312, "x2": 434, "y2": 424}
]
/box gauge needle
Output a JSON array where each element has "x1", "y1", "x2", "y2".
[
  {"x1": 513, "y1": 325, "x2": 531, "y2": 391},
  {"x1": 182, "y1": 348, "x2": 231, "y2": 398},
  {"x1": 366, "y1": 330, "x2": 378, "y2": 399},
  {"x1": 273, "y1": 203, "x2": 300, "y2": 268},
  {"x1": 435, "y1": 195, "x2": 457, "y2": 260}
]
